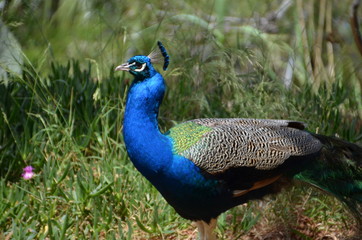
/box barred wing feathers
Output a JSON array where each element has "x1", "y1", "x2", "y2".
[{"x1": 167, "y1": 118, "x2": 322, "y2": 174}]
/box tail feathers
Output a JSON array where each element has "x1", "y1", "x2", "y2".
[{"x1": 294, "y1": 134, "x2": 362, "y2": 225}]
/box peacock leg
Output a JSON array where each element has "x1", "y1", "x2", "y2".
[
  {"x1": 196, "y1": 221, "x2": 205, "y2": 240},
  {"x1": 202, "y1": 218, "x2": 217, "y2": 240}
]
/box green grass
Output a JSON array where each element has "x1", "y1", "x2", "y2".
[{"x1": 1, "y1": 0, "x2": 362, "y2": 239}]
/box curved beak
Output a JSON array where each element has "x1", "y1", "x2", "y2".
[{"x1": 115, "y1": 62, "x2": 132, "y2": 71}]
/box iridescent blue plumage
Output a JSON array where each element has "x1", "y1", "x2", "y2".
[
  {"x1": 116, "y1": 43, "x2": 362, "y2": 240},
  {"x1": 116, "y1": 54, "x2": 231, "y2": 221}
]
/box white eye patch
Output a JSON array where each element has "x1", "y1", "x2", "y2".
[{"x1": 134, "y1": 63, "x2": 147, "y2": 72}]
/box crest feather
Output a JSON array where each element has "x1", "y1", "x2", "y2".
[
  {"x1": 148, "y1": 49, "x2": 163, "y2": 63},
  {"x1": 148, "y1": 41, "x2": 170, "y2": 71}
]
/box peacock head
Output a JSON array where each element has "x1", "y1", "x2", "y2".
[
  {"x1": 115, "y1": 41, "x2": 169, "y2": 80},
  {"x1": 115, "y1": 55, "x2": 155, "y2": 79}
]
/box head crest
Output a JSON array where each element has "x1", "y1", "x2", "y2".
[{"x1": 148, "y1": 41, "x2": 170, "y2": 71}]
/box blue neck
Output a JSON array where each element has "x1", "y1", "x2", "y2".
[{"x1": 123, "y1": 73, "x2": 172, "y2": 180}]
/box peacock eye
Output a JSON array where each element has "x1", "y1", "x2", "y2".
[{"x1": 133, "y1": 62, "x2": 147, "y2": 72}]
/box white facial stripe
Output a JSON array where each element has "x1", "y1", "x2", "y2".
[{"x1": 134, "y1": 63, "x2": 147, "y2": 72}]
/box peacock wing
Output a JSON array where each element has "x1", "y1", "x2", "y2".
[{"x1": 167, "y1": 118, "x2": 322, "y2": 174}]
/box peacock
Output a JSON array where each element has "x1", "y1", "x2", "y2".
[{"x1": 115, "y1": 41, "x2": 362, "y2": 240}]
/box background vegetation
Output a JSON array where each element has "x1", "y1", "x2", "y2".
[{"x1": 0, "y1": 0, "x2": 361, "y2": 239}]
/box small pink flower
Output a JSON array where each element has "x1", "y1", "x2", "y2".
[{"x1": 22, "y1": 166, "x2": 34, "y2": 180}]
